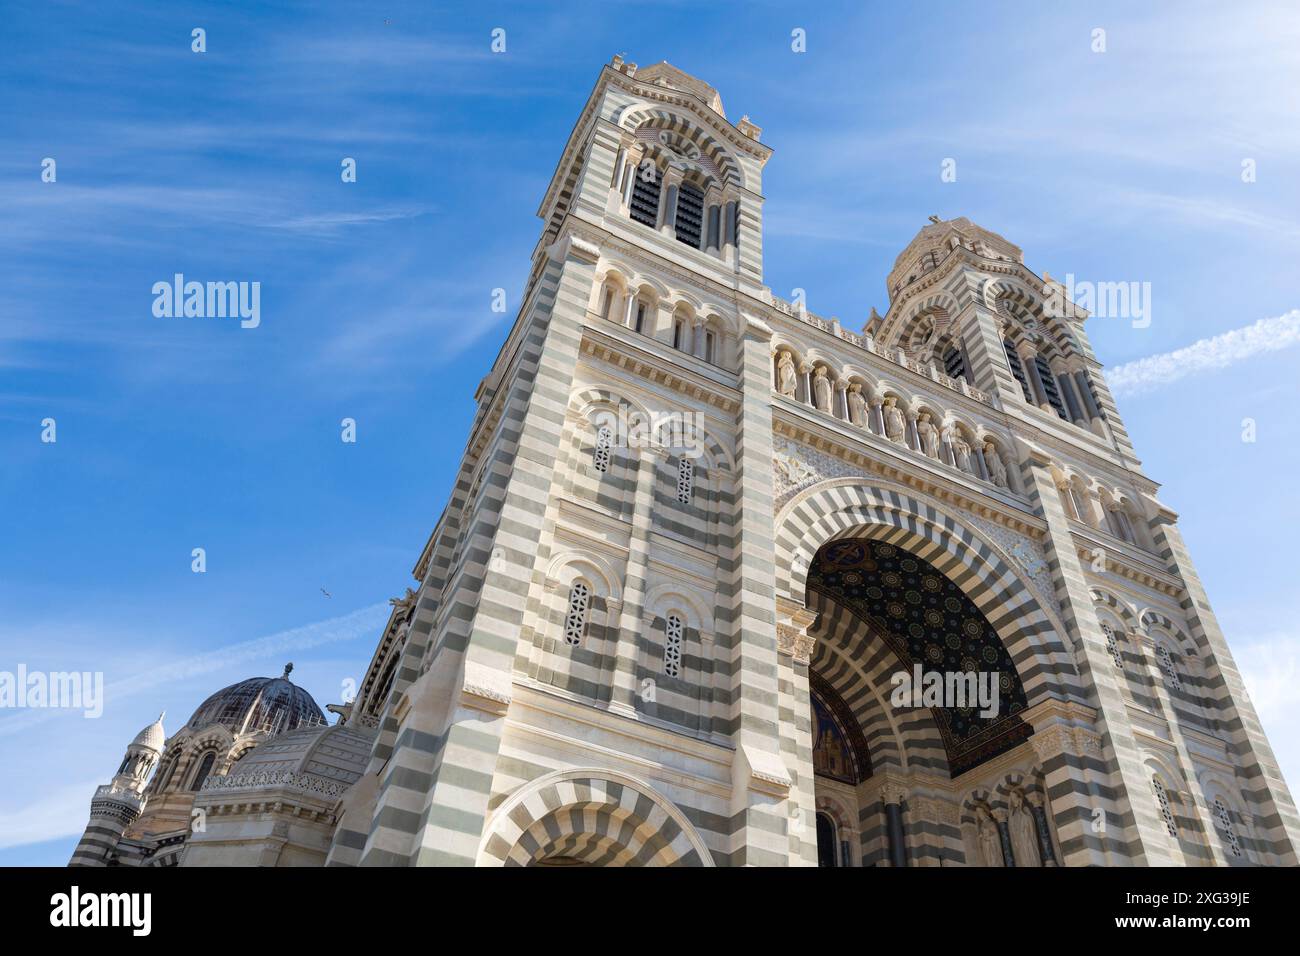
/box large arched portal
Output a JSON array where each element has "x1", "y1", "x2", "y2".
[{"x1": 776, "y1": 481, "x2": 1096, "y2": 866}]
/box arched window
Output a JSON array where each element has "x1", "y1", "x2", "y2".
[
  {"x1": 703, "y1": 328, "x2": 716, "y2": 365},
  {"x1": 629, "y1": 162, "x2": 660, "y2": 227},
  {"x1": 564, "y1": 582, "x2": 590, "y2": 646},
  {"x1": 600, "y1": 284, "x2": 616, "y2": 321},
  {"x1": 942, "y1": 343, "x2": 968, "y2": 383},
  {"x1": 816, "y1": 812, "x2": 839, "y2": 867},
  {"x1": 676, "y1": 456, "x2": 694, "y2": 504},
  {"x1": 1214, "y1": 798, "x2": 1243, "y2": 858},
  {"x1": 1033, "y1": 354, "x2": 1068, "y2": 419},
  {"x1": 675, "y1": 182, "x2": 705, "y2": 249},
  {"x1": 1156, "y1": 644, "x2": 1183, "y2": 691},
  {"x1": 1003, "y1": 340, "x2": 1033, "y2": 403},
  {"x1": 633, "y1": 299, "x2": 647, "y2": 334},
  {"x1": 189, "y1": 751, "x2": 217, "y2": 792},
  {"x1": 1070, "y1": 485, "x2": 1092, "y2": 524},
  {"x1": 118, "y1": 756, "x2": 131, "y2": 775},
  {"x1": 1152, "y1": 776, "x2": 1178, "y2": 837},
  {"x1": 672, "y1": 316, "x2": 686, "y2": 351},
  {"x1": 593, "y1": 425, "x2": 612, "y2": 473},
  {"x1": 1102, "y1": 622, "x2": 1124, "y2": 669},
  {"x1": 664, "y1": 613, "x2": 684, "y2": 678},
  {"x1": 154, "y1": 756, "x2": 177, "y2": 792}
]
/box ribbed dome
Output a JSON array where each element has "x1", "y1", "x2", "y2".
[
  {"x1": 185, "y1": 665, "x2": 325, "y2": 736},
  {"x1": 130, "y1": 712, "x2": 166, "y2": 752}
]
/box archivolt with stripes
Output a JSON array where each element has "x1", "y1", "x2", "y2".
[
  {"x1": 775, "y1": 479, "x2": 1081, "y2": 707},
  {"x1": 477, "y1": 768, "x2": 713, "y2": 867}
]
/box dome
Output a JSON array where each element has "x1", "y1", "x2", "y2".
[
  {"x1": 130, "y1": 712, "x2": 166, "y2": 752},
  {"x1": 185, "y1": 664, "x2": 325, "y2": 736}
]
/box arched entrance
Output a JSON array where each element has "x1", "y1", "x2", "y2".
[
  {"x1": 476, "y1": 768, "x2": 714, "y2": 867},
  {"x1": 777, "y1": 480, "x2": 1099, "y2": 866}
]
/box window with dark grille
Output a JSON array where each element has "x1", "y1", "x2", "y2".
[
  {"x1": 190, "y1": 752, "x2": 217, "y2": 791},
  {"x1": 674, "y1": 182, "x2": 705, "y2": 249},
  {"x1": 664, "y1": 614, "x2": 683, "y2": 677},
  {"x1": 1034, "y1": 355, "x2": 1069, "y2": 419},
  {"x1": 942, "y1": 344, "x2": 968, "y2": 383},
  {"x1": 1003, "y1": 340, "x2": 1033, "y2": 403},
  {"x1": 1153, "y1": 776, "x2": 1179, "y2": 837},
  {"x1": 629, "y1": 163, "x2": 660, "y2": 227}
]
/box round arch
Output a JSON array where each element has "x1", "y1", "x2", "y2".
[
  {"x1": 775, "y1": 479, "x2": 1081, "y2": 708},
  {"x1": 477, "y1": 768, "x2": 714, "y2": 867}
]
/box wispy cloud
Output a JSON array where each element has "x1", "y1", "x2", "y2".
[
  {"x1": 0, "y1": 778, "x2": 106, "y2": 851},
  {"x1": 0, "y1": 603, "x2": 388, "y2": 739},
  {"x1": 1108, "y1": 309, "x2": 1300, "y2": 398}
]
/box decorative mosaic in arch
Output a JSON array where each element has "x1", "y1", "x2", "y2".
[{"x1": 808, "y1": 538, "x2": 1031, "y2": 775}]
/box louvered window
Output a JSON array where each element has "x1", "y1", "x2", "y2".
[
  {"x1": 1003, "y1": 341, "x2": 1033, "y2": 403},
  {"x1": 1034, "y1": 355, "x2": 1069, "y2": 419},
  {"x1": 629, "y1": 163, "x2": 660, "y2": 227},
  {"x1": 564, "y1": 583, "x2": 590, "y2": 646},
  {"x1": 190, "y1": 752, "x2": 217, "y2": 792},
  {"x1": 675, "y1": 182, "x2": 705, "y2": 249},
  {"x1": 664, "y1": 614, "x2": 684, "y2": 677},
  {"x1": 942, "y1": 344, "x2": 968, "y2": 383},
  {"x1": 1153, "y1": 776, "x2": 1178, "y2": 837}
]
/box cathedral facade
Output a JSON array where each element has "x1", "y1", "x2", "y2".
[{"x1": 74, "y1": 57, "x2": 1299, "y2": 867}]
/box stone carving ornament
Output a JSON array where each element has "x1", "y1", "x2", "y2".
[
  {"x1": 916, "y1": 412, "x2": 940, "y2": 459},
  {"x1": 985, "y1": 442, "x2": 1008, "y2": 488},
  {"x1": 976, "y1": 804, "x2": 1004, "y2": 867},
  {"x1": 1008, "y1": 789, "x2": 1041, "y2": 867},
  {"x1": 777, "y1": 351, "x2": 799, "y2": 397},
  {"x1": 847, "y1": 383, "x2": 867, "y2": 426},
  {"x1": 883, "y1": 397, "x2": 906, "y2": 444},
  {"x1": 812, "y1": 366, "x2": 832, "y2": 412}
]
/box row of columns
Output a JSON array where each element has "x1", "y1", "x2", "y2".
[
  {"x1": 611, "y1": 142, "x2": 739, "y2": 260},
  {"x1": 774, "y1": 352, "x2": 1018, "y2": 492},
  {"x1": 1013, "y1": 340, "x2": 1104, "y2": 429},
  {"x1": 602, "y1": 284, "x2": 718, "y2": 364},
  {"x1": 1055, "y1": 479, "x2": 1145, "y2": 547}
]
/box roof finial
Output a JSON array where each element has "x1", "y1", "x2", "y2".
[
  {"x1": 928, "y1": 214, "x2": 941, "y2": 224},
  {"x1": 282, "y1": 662, "x2": 294, "y2": 680},
  {"x1": 158, "y1": 710, "x2": 165, "y2": 722}
]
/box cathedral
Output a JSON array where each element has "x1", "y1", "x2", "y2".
[{"x1": 72, "y1": 57, "x2": 1299, "y2": 867}]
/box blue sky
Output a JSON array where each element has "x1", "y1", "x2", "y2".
[{"x1": 2, "y1": 1, "x2": 1298, "y2": 865}]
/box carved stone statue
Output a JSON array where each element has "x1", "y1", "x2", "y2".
[
  {"x1": 777, "y1": 351, "x2": 798, "y2": 397},
  {"x1": 883, "y1": 397, "x2": 906, "y2": 444},
  {"x1": 985, "y1": 442, "x2": 1008, "y2": 487},
  {"x1": 976, "y1": 805, "x2": 1005, "y2": 867},
  {"x1": 916, "y1": 412, "x2": 940, "y2": 459},
  {"x1": 812, "y1": 366, "x2": 832, "y2": 412},
  {"x1": 953, "y1": 438, "x2": 973, "y2": 474},
  {"x1": 1008, "y1": 790, "x2": 1042, "y2": 867},
  {"x1": 846, "y1": 384, "x2": 867, "y2": 426}
]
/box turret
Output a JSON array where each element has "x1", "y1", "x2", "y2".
[{"x1": 69, "y1": 712, "x2": 165, "y2": 866}]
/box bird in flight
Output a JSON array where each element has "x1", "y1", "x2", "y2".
[{"x1": 321, "y1": 587, "x2": 332, "y2": 598}]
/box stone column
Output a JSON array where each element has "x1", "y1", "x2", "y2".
[
  {"x1": 881, "y1": 780, "x2": 909, "y2": 867},
  {"x1": 728, "y1": 312, "x2": 793, "y2": 866},
  {"x1": 658, "y1": 167, "x2": 682, "y2": 238},
  {"x1": 1026, "y1": 791, "x2": 1058, "y2": 865},
  {"x1": 722, "y1": 196, "x2": 738, "y2": 260},
  {"x1": 1054, "y1": 362, "x2": 1086, "y2": 424},
  {"x1": 1074, "y1": 370, "x2": 1103, "y2": 420},
  {"x1": 800, "y1": 363, "x2": 814, "y2": 408},
  {"x1": 868, "y1": 397, "x2": 884, "y2": 436},
  {"x1": 835, "y1": 382, "x2": 848, "y2": 421},
  {"x1": 777, "y1": 598, "x2": 819, "y2": 866},
  {"x1": 606, "y1": 445, "x2": 664, "y2": 715},
  {"x1": 905, "y1": 411, "x2": 920, "y2": 451},
  {"x1": 1019, "y1": 344, "x2": 1050, "y2": 409}
]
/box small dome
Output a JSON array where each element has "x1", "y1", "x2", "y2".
[
  {"x1": 130, "y1": 712, "x2": 166, "y2": 752},
  {"x1": 185, "y1": 664, "x2": 325, "y2": 736}
]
